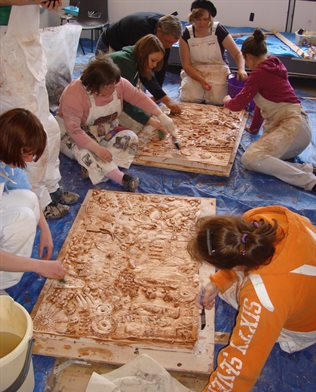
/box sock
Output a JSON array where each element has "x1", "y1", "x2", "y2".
[{"x1": 106, "y1": 169, "x2": 124, "y2": 185}]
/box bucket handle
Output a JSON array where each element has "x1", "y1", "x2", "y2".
[{"x1": 2, "y1": 338, "x2": 34, "y2": 392}]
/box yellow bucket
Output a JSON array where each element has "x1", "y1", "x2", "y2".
[{"x1": 0, "y1": 295, "x2": 34, "y2": 392}]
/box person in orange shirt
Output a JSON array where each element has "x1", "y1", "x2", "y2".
[{"x1": 190, "y1": 205, "x2": 316, "y2": 391}]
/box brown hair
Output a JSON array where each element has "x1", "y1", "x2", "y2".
[
  {"x1": 157, "y1": 15, "x2": 182, "y2": 40},
  {"x1": 0, "y1": 108, "x2": 46, "y2": 168},
  {"x1": 189, "y1": 215, "x2": 279, "y2": 270},
  {"x1": 80, "y1": 55, "x2": 121, "y2": 94},
  {"x1": 189, "y1": 8, "x2": 212, "y2": 24},
  {"x1": 242, "y1": 28, "x2": 267, "y2": 57},
  {"x1": 134, "y1": 34, "x2": 165, "y2": 79}
]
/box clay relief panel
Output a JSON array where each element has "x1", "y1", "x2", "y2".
[
  {"x1": 33, "y1": 190, "x2": 215, "y2": 348},
  {"x1": 135, "y1": 103, "x2": 246, "y2": 170}
]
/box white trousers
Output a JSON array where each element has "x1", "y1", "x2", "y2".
[{"x1": 0, "y1": 189, "x2": 40, "y2": 289}]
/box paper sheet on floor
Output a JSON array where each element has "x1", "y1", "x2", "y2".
[{"x1": 85, "y1": 354, "x2": 192, "y2": 392}]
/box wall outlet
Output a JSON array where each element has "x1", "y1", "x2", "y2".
[{"x1": 249, "y1": 12, "x2": 255, "y2": 22}]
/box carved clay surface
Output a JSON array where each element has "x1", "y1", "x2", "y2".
[
  {"x1": 33, "y1": 191, "x2": 215, "y2": 348},
  {"x1": 135, "y1": 103, "x2": 245, "y2": 171}
]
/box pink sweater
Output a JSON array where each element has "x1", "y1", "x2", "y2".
[
  {"x1": 224, "y1": 56, "x2": 300, "y2": 132},
  {"x1": 58, "y1": 78, "x2": 159, "y2": 148}
]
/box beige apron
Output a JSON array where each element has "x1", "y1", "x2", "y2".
[
  {"x1": 59, "y1": 90, "x2": 138, "y2": 185},
  {"x1": 0, "y1": 5, "x2": 61, "y2": 208},
  {"x1": 180, "y1": 22, "x2": 230, "y2": 105}
]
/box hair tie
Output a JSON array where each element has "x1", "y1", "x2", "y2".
[
  {"x1": 253, "y1": 221, "x2": 259, "y2": 228},
  {"x1": 241, "y1": 233, "x2": 248, "y2": 244},
  {"x1": 206, "y1": 228, "x2": 215, "y2": 256}
]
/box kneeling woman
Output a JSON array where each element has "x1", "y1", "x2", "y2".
[
  {"x1": 223, "y1": 29, "x2": 315, "y2": 193},
  {"x1": 58, "y1": 56, "x2": 175, "y2": 191},
  {"x1": 190, "y1": 205, "x2": 316, "y2": 391}
]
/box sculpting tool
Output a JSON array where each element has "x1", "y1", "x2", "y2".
[{"x1": 200, "y1": 288, "x2": 206, "y2": 330}]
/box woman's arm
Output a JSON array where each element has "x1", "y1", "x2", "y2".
[
  {"x1": 223, "y1": 34, "x2": 248, "y2": 80},
  {"x1": 0, "y1": 250, "x2": 65, "y2": 279},
  {"x1": 179, "y1": 37, "x2": 211, "y2": 91}
]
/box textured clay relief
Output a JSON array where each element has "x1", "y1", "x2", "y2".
[
  {"x1": 136, "y1": 103, "x2": 245, "y2": 169},
  {"x1": 33, "y1": 191, "x2": 214, "y2": 348}
]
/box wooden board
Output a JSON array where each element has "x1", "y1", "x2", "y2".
[
  {"x1": 32, "y1": 190, "x2": 216, "y2": 374},
  {"x1": 134, "y1": 103, "x2": 248, "y2": 177}
]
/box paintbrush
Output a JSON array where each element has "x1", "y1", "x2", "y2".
[{"x1": 200, "y1": 288, "x2": 206, "y2": 330}]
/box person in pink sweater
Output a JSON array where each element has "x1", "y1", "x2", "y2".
[
  {"x1": 58, "y1": 56, "x2": 176, "y2": 191},
  {"x1": 223, "y1": 29, "x2": 315, "y2": 193}
]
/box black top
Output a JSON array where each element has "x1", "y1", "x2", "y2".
[{"x1": 99, "y1": 12, "x2": 170, "y2": 100}]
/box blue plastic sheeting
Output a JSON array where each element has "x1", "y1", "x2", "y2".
[{"x1": 7, "y1": 59, "x2": 316, "y2": 390}]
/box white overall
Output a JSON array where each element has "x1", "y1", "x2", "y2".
[
  {"x1": 219, "y1": 265, "x2": 316, "y2": 354},
  {"x1": 0, "y1": 188, "x2": 40, "y2": 289},
  {"x1": 242, "y1": 95, "x2": 315, "y2": 190},
  {"x1": 0, "y1": 6, "x2": 61, "y2": 209},
  {"x1": 59, "y1": 91, "x2": 138, "y2": 185},
  {"x1": 180, "y1": 22, "x2": 230, "y2": 105}
]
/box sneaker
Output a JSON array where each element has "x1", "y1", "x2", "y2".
[
  {"x1": 50, "y1": 187, "x2": 80, "y2": 205},
  {"x1": 44, "y1": 203, "x2": 69, "y2": 220},
  {"x1": 80, "y1": 165, "x2": 89, "y2": 179},
  {"x1": 122, "y1": 174, "x2": 139, "y2": 192}
]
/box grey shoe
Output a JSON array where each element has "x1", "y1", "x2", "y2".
[
  {"x1": 50, "y1": 187, "x2": 80, "y2": 205},
  {"x1": 122, "y1": 174, "x2": 139, "y2": 192},
  {"x1": 44, "y1": 203, "x2": 70, "y2": 220}
]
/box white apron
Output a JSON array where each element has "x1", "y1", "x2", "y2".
[
  {"x1": 0, "y1": 6, "x2": 61, "y2": 208},
  {"x1": 59, "y1": 91, "x2": 138, "y2": 185},
  {"x1": 180, "y1": 22, "x2": 230, "y2": 105}
]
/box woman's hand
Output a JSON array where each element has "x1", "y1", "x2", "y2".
[
  {"x1": 201, "y1": 281, "x2": 219, "y2": 310},
  {"x1": 40, "y1": 1, "x2": 62, "y2": 11},
  {"x1": 93, "y1": 144, "x2": 113, "y2": 163},
  {"x1": 166, "y1": 99, "x2": 182, "y2": 115},
  {"x1": 35, "y1": 260, "x2": 65, "y2": 280},
  {"x1": 201, "y1": 79, "x2": 212, "y2": 91},
  {"x1": 223, "y1": 95, "x2": 232, "y2": 105},
  {"x1": 237, "y1": 68, "x2": 248, "y2": 81}
]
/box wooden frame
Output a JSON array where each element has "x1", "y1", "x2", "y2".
[
  {"x1": 134, "y1": 103, "x2": 248, "y2": 177},
  {"x1": 32, "y1": 190, "x2": 216, "y2": 374}
]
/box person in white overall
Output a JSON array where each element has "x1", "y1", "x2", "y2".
[
  {"x1": 179, "y1": 0, "x2": 247, "y2": 105},
  {"x1": 58, "y1": 56, "x2": 177, "y2": 191},
  {"x1": 0, "y1": 108, "x2": 64, "y2": 290},
  {"x1": 0, "y1": 1, "x2": 79, "y2": 219}
]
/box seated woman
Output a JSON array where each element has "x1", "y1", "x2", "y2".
[
  {"x1": 0, "y1": 108, "x2": 64, "y2": 290},
  {"x1": 223, "y1": 29, "x2": 315, "y2": 193},
  {"x1": 190, "y1": 205, "x2": 316, "y2": 391},
  {"x1": 57, "y1": 56, "x2": 176, "y2": 191},
  {"x1": 179, "y1": 0, "x2": 247, "y2": 105},
  {"x1": 110, "y1": 34, "x2": 171, "y2": 139}
]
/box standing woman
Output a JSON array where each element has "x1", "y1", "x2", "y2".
[
  {"x1": 223, "y1": 29, "x2": 316, "y2": 193},
  {"x1": 110, "y1": 34, "x2": 170, "y2": 138},
  {"x1": 179, "y1": 0, "x2": 247, "y2": 105}
]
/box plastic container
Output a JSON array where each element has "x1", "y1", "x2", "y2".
[
  {"x1": 0, "y1": 295, "x2": 34, "y2": 392},
  {"x1": 228, "y1": 74, "x2": 255, "y2": 112},
  {"x1": 295, "y1": 30, "x2": 316, "y2": 47}
]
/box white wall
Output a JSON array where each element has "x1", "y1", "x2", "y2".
[
  {"x1": 292, "y1": 0, "x2": 316, "y2": 31},
  {"x1": 108, "y1": 0, "x2": 289, "y2": 31}
]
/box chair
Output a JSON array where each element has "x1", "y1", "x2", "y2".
[{"x1": 63, "y1": 0, "x2": 109, "y2": 54}]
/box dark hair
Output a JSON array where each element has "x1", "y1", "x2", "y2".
[
  {"x1": 190, "y1": 0, "x2": 217, "y2": 17},
  {"x1": 189, "y1": 215, "x2": 280, "y2": 270},
  {"x1": 242, "y1": 28, "x2": 267, "y2": 57},
  {"x1": 157, "y1": 15, "x2": 182, "y2": 40},
  {"x1": 0, "y1": 108, "x2": 46, "y2": 168},
  {"x1": 81, "y1": 55, "x2": 121, "y2": 94},
  {"x1": 134, "y1": 34, "x2": 165, "y2": 78}
]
